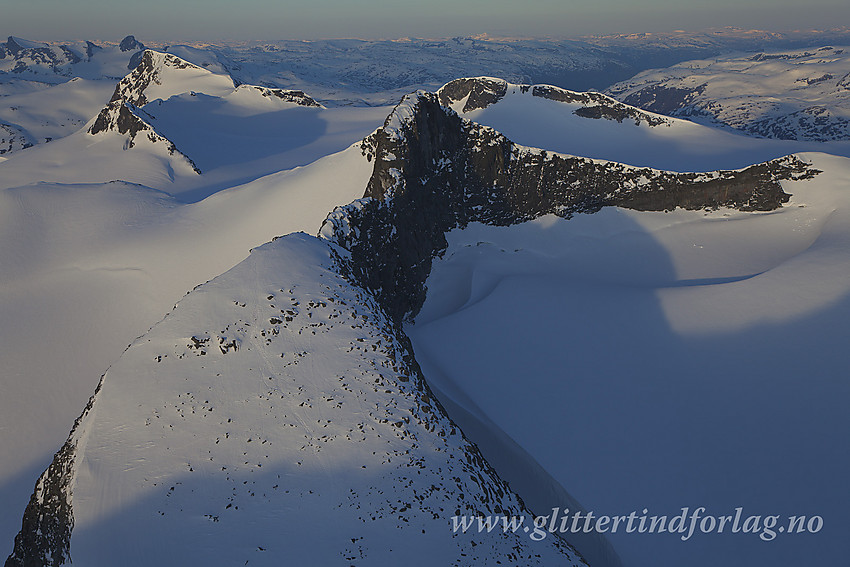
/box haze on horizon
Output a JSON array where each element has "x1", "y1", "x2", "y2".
[{"x1": 5, "y1": 0, "x2": 850, "y2": 43}]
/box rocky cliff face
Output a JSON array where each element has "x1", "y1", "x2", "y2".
[
  {"x1": 320, "y1": 90, "x2": 816, "y2": 323},
  {"x1": 85, "y1": 51, "x2": 214, "y2": 172},
  {"x1": 85, "y1": 49, "x2": 327, "y2": 172}
]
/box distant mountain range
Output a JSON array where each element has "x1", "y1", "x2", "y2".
[
  {"x1": 606, "y1": 45, "x2": 850, "y2": 141},
  {"x1": 5, "y1": 28, "x2": 850, "y2": 97}
]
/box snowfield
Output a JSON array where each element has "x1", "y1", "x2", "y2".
[
  {"x1": 0, "y1": 130, "x2": 380, "y2": 551},
  {"x1": 407, "y1": 151, "x2": 850, "y2": 567}
]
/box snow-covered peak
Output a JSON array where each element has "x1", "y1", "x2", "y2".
[
  {"x1": 108, "y1": 50, "x2": 235, "y2": 107},
  {"x1": 4, "y1": 231, "x2": 583, "y2": 567}
]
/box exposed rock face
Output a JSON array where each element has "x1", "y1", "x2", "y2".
[
  {"x1": 2, "y1": 37, "x2": 28, "y2": 57},
  {"x1": 110, "y1": 50, "x2": 202, "y2": 107},
  {"x1": 236, "y1": 84, "x2": 323, "y2": 108},
  {"x1": 127, "y1": 49, "x2": 145, "y2": 71},
  {"x1": 118, "y1": 35, "x2": 145, "y2": 53},
  {"x1": 85, "y1": 49, "x2": 325, "y2": 171},
  {"x1": 618, "y1": 84, "x2": 708, "y2": 118},
  {"x1": 436, "y1": 77, "x2": 509, "y2": 111},
  {"x1": 0, "y1": 37, "x2": 79, "y2": 77},
  {"x1": 0, "y1": 123, "x2": 34, "y2": 154},
  {"x1": 532, "y1": 85, "x2": 668, "y2": 126},
  {"x1": 746, "y1": 105, "x2": 850, "y2": 141},
  {"x1": 85, "y1": 41, "x2": 102, "y2": 60},
  {"x1": 4, "y1": 81, "x2": 818, "y2": 567},
  {"x1": 321, "y1": 91, "x2": 816, "y2": 323}
]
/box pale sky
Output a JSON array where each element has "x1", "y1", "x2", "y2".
[{"x1": 4, "y1": 0, "x2": 850, "y2": 42}]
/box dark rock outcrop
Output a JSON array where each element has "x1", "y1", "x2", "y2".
[
  {"x1": 118, "y1": 35, "x2": 144, "y2": 53},
  {"x1": 127, "y1": 49, "x2": 145, "y2": 71},
  {"x1": 3, "y1": 37, "x2": 26, "y2": 57},
  {"x1": 5, "y1": 83, "x2": 818, "y2": 567},
  {"x1": 0, "y1": 123, "x2": 34, "y2": 154},
  {"x1": 623, "y1": 83, "x2": 850, "y2": 141},
  {"x1": 437, "y1": 77, "x2": 508, "y2": 111},
  {"x1": 620, "y1": 84, "x2": 708, "y2": 118},
  {"x1": 321, "y1": 91, "x2": 816, "y2": 323},
  {"x1": 745, "y1": 105, "x2": 850, "y2": 142},
  {"x1": 532, "y1": 84, "x2": 669, "y2": 126},
  {"x1": 237, "y1": 84, "x2": 323, "y2": 108},
  {"x1": 85, "y1": 41, "x2": 102, "y2": 60},
  {"x1": 5, "y1": 379, "x2": 103, "y2": 567},
  {"x1": 58, "y1": 46, "x2": 80, "y2": 65},
  {"x1": 607, "y1": 47, "x2": 850, "y2": 142}
]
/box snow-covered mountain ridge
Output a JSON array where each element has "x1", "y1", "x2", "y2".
[
  {"x1": 321, "y1": 87, "x2": 817, "y2": 321},
  {"x1": 437, "y1": 77, "x2": 669, "y2": 126},
  {"x1": 4, "y1": 232, "x2": 584, "y2": 567}
]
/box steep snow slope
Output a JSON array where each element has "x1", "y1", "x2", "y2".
[
  {"x1": 0, "y1": 124, "x2": 201, "y2": 191},
  {"x1": 0, "y1": 144, "x2": 375, "y2": 551},
  {"x1": 5, "y1": 233, "x2": 583, "y2": 567},
  {"x1": 439, "y1": 77, "x2": 850, "y2": 170},
  {"x1": 406, "y1": 152, "x2": 850, "y2": 567},
  {"x1": 606, "y1": 46, "x2": 850, "y2": 142}
]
